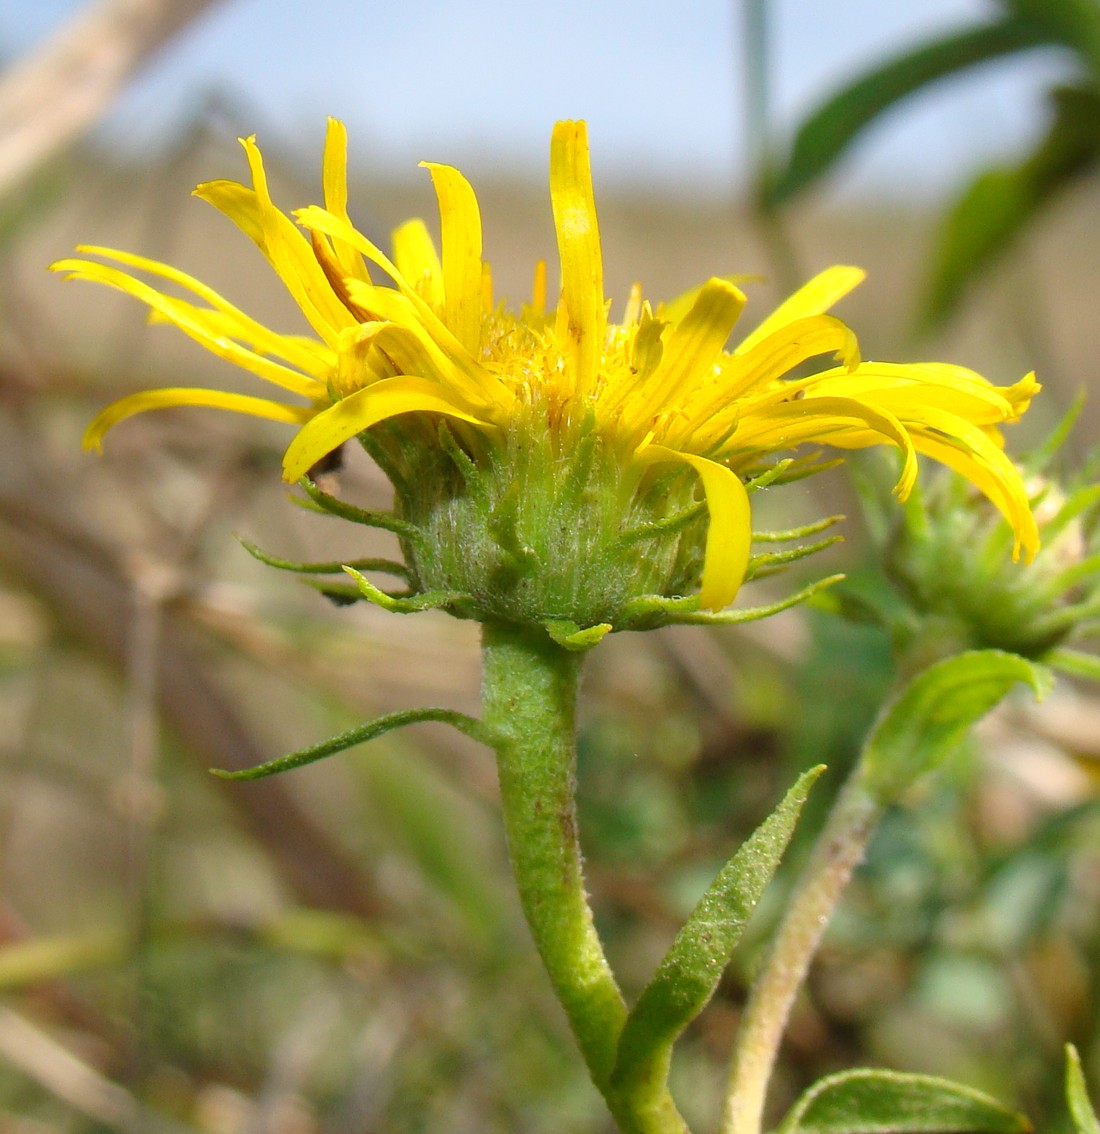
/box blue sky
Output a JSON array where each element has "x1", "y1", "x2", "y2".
[{"x1": 1, "y1": 0, "x2": 1072, "y2": 197}]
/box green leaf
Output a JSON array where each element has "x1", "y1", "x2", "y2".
[
  {"x1": 861, "y1": 650, "x2": 1049, "y2": 805},
  {"x1": 357, "y1": 736, "x2": 514, "y2": 944},
  {"x1": 768, "y1": 18, "x2": 1051, "y2": 204},
  {"x1": 998, "y1": 0, "x2": 1100, "y2": 80},
  {"x1": 778, "y1": 1068, "x2": 1032, "y2": 1134},
  {"x1": 0, "y1": 931, "x2": 127, "y2": 991},
  {"x1": 610, "y1": 767, "x2": 823, "y2": 1102},
  {"x1": 1067, "y1": 1044, "x2": 1100, "y2": 1134},
  {"x1": 1047, "y1": 646, "x2": 1100, "y2": 683},
  {"x1": 920, "y1": 84, "x2": 1100, "y2": 327}
]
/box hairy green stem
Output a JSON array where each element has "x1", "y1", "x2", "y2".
[
  {"x1": 481, "y1": 621, "x2": 689, "y2": 1133},
  {"x1": 721, "y1": 775, "x2": 882, "y2": 1134},
  {"x1": 481, "y1": 621, "x2": 628, "y2": 1088}
]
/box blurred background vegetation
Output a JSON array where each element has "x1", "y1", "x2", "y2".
[{"x1": 1, "y1": 2, "x2": 1099, "y2": 1132}]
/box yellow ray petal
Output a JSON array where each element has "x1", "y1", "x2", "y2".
[
  {"x1": 345, "y1": 279, "x2": 500, "y2": 411},
  {"x1": 298, "y1": 206, "x2": 514, "y2": 412},
  {"x1": 730, "y1": 395, "x2": 918, "y2": 496},
  {"x1": 891, "y1": 404, "x2": 1035, "y2": 553},
  {"x1": 550, "y1": 120, "x2": 605, "y2": 402},
  {"x1": 392, "y1": 219, "x2": 445, "y2": 310},
  {"x1": 65, "y1": 245, "x2": 333, "y2": 379},
  {"x1": 636, "y1": 444, "x2": 752, "y2": 610},
  {"x1": 192, "y1": 179, "x2": 263, "y2": 244},
  {"x1": 659, "y1": 274, "x2": 760, "y2": 325},
  {"x1": 625, "y1": 278, "x2": 747, "y2": 436},
  {"x1": 1002, "y1": 370, "x2": 1041, "y2": 417},
  {"x1": 322, "y1": 117, "x2": 371, "y2": 283},
  {"x1": 735, "y1": 266, "x2": 865, "y2": 355},
  {"x1": 421, "y1": 161, "x2": 484, "y2": 354},
  {"x1": 83, "y1": 388, "x2": 315, "y2": 451},
  {"x1": 815, "y1": 379, "x2": 1015, "y2": 425},
  {"x1": 51, "y1": 258, "x2": 328, "y2": 399},
  {"x1": 282, "y1": 375, "x2": 492, "y2": 482},
  {"x1": 907, "y1": 430, "x2": 1038, "y2": 561},
  {"x1": 805, "y1": 361, "x2": 1021, "y2": 419},
  {"x1": 195, "y1": 140, "x2": 355, "y2": 347},
  {"x1": 241, "y1": 136, "x2": 358, "y2": 344},
  {"x1": 682, "y1": 315, "x2": 861, "y2": 431},
  {"x1": 531, "y1": 259, "x2": 548, "y2": 317}
]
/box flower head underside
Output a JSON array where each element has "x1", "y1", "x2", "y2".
[{"x1": 53, "y1": 119, "x2": 1040, "y2": 618}]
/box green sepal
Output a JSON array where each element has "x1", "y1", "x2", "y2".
[
  {"x1": 437, "y1": 421, "x2": 492, "y2": 508},
  {"x1": 210, "y1": 707, "x2": 499, "y2": 780},
  {"x1": 611, "y1": 767, "x2": 823, "y2": 1103},
  {"x1": 747, "y1": 455, "x2": 845, "y2": 490},
  {"x1": 237, "y1": 536, "x2": 410, "y2": 580},
  {"x1": 343, "y1": 566, "x2": 472, "y2": 615},
  {"x1": 664, "y1": 574, "x2": 845, "y2": 626},
  {"x1": 1066, "y1": 1044, "x2": 1100, "y2": 1134},
  {"x1": 545, "y1": 619, "x2": 613, "y2": 651},
  {"x1": 767, "y1": 17, "x2": 1051, "y2": 204},
  {"x1": 615, "y1": 593, "x2": 699, "y2": 630},
  {"x1": 615, "y1": 574, "x2": 843, "y2": 631},
  {"x1": 559, "y1": 423, "x2": 600, "y2": 509},
  {"x1": 616, "y1": 500, "x2": 707, "y2": 548},
  {"x1": 776, "y1": 1067, "x2": 1033, "y2": 1134},
  {"x1": 747, "y1": 535, "x2": 844, "y2": 579},
  {"x1": 861, "y1": 649, "x2": 1051, "y2": 806},
  {"x1": 487, "y1": 479, "x2": 540, "y2": 574},
  {"x1": 293, "y1": 475, "x2": 423, "y2": 543},
  {"x1": 752, "y1": 515, "x2": 844, "y2": 542}
]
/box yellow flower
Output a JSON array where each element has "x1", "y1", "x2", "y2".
[{"x1": 53, "y1": 119, "x2": 1039, "y2": 618}]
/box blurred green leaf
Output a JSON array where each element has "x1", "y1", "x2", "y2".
[
  {"x1": 777, "y1": 1067, "x2": 1033, "y2": 1134},
  {"x1": 920, "y1": 84, "x2": 1100, "y2": 327},
  {"x1": 1048, "y1": 646, "x2": 1100, "y2": 681},
  {"x1": 862, "y1": 650, "x2": 1049, "y2": 805},
  {"x1": 610, "y1": 766, "x2": 823, "y2": 1101},
  {"x1": 1066, "y1": 1044, "x2": 1100, "y2": 1134},
  {"x1": 998, "y1": 0, "x2": 1100, "y2": 79},
  {"x1": 360, "y1": 737, "x2": 515, "y2": 947},
  {"x1": 0, "y1": 931, "x2": 126, "y2": 990},
  {"x1": 767, "y1": 17, "x2": 1051, "y2": 204}
]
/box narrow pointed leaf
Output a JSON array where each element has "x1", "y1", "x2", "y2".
[
  {"x1": 777, "y1": 1068, "x2": 1032, "y2": 1134},
  {"x1": 999, "y1": 0, "x2": 1100, "y2": 79},
  {"x1": 862, "y1": 650, "x2": 1050, "y2": 805},
  {"x1": 768, "y1": 18, "x2": 1051, "y2": 204},
  {"x1": 921, "y1": 85, "x2": 1100, "y2": 328},
  {"x1": 611, "y1": 767, "x2": 823, "y2": 1099},
  {"x1": 1067, "y1": 1044, "x2": 1100, "y2": 1134},
  {"x1": 1047, "y1": 647, "x2": 1100, "y2": 683}
]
